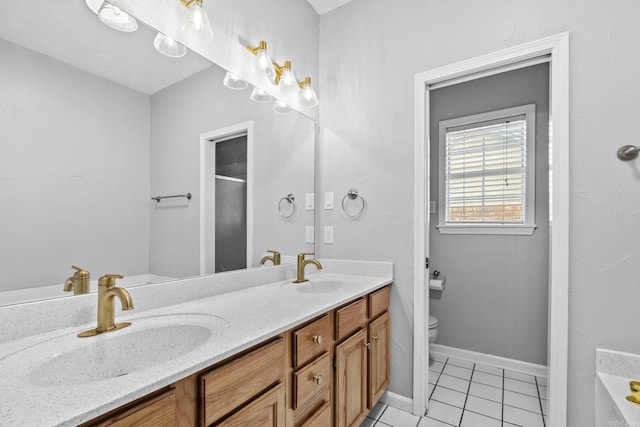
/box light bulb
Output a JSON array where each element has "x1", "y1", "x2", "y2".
[
  {"x1": 250, "y1": 88, "x2": 272, "y2": 103},
  {"x1": 280, "y1": 69, "x2": 297, "y2": 88},
  {"x1": 97, "y1": 1, "x2": 138, "y2": 32},
  {"x1": 298, "y1": 84, "x2": 319, "y2": 108},
  {"x1": 273, "y1": 100, "x2": 291, "y2": 114},
  {"x1": 223, "y1": 72, "x2": 249, "y2": 90},
  {"x1": 256, "y1": 51, "x2": 276, "y2": 83},
  {"x1": 180, "y1": 0, "x2": 213, "y2": 42},
  {"x1": 154, "y1": 33, "x2": 187, "y2": 58}
]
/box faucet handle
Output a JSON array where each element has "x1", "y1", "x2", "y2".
[{"x1": 98, "y1": 274, "x2": 124, "y2": 288}]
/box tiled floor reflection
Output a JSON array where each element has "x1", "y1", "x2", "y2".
[{"x1": 360, "y1": 352, "x2": 547, "y2": 427}]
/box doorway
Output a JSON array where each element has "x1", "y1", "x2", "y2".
[{"x1": 413, "y1": 34, "x2": 569, "y2": 426}]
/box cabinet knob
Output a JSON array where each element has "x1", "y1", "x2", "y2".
[
  {"x1": 365, "y1": 342, "x2": 371, "y2": 349},
  {"x1": 372, "y1": 335, "x2": 379, "y2": 342},
  {"x1": 312, "y1": 374, "x2": 323, "y2": 385},
  {"x1": 312, "y1": 335, "x2": 323, "y2": 345}
]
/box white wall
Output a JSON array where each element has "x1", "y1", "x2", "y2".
[
  {"x1": 0, "y1": 38, "x2": 150, "y2": 291},
  {"x1": 429, "y1": 64, "x2": 550, "y2": 365},
  {"x1": 318, "y1": 1, "x2": 640, "y2": 424},
  {"x1": 149, "y1": 64, "x2": 315, "y2": 277}
]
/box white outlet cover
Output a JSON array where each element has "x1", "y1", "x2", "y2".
[
  {"x1": 324, "y1": 226, "x2": 334, "y2": 244},
  {"x1": 305, "y1": 226, "x2": 314, "y2": 243}
]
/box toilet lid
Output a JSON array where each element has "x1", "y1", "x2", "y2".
[{"x1": 428, "y1": 315, "x2": 438, "y2": 328}]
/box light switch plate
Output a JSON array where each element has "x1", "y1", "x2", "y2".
[
  {"x1": 305, "y1": 193, "x2": 314, "y2": 210},
  {"x1": 324, "y1": 192, "x2": 334, "y2": 210},
  {"x1": 305, "y1": 226, "x2": 315, "y2": 243},
  {"x1": 323, "y1": 226, "x2": 334, "y2": 244}
]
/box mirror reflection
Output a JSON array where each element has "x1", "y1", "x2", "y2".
[{"x1": 0, "y1": 1, "x2": 315, "y2": 306}]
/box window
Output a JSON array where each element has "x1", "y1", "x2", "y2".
[{"x1": 437, "y1": 104, "x2": 537, "y2": 235}]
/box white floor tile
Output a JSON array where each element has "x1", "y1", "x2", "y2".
[
  {"x1": 431, "y1": 386, "x2": 467, "y2": 408},
  {"x1": 464, "y1": 395, "x2": 502, "y2": 419},
  {"x1": 368, "y1": 402, "x2": 387, "y2": 420},
  {"x1": 468, "y1": 382, "x2": 503, "y2": 403},
  {"x1": 474, "y1": 363, "x2": 503, "y2": 377},
  {"x1": 541, "y1": 398, "x2": 547, "y2": 415},
  {"x1": 447, "y1": 357, "x2": 475, "y2": 369},
  {"x1": 503, "y1": 405, "x2": 545, "y2": 427},
  {"x1": 460, "y1": 410, "x2": 501, "y2": 427},
  {"x1": 378, "y1": 405, "x2": 421, "y2": 427},
  {"x1": 418, "y1": 417, "x2": 453, "y2": 427},
  {"x1": 536, "y1": 376, "x2": 548, "y2": 387},
  {"x1": 504, "y1": 390, "x2": 542, "y2": 414},
  {"x1": 428, "y1": 382, "x2": 436, "y2": 397},
  {"x1": 429, "y1": 360, "x2": 446, "y2": 373},
  {"x1": 430, "y1": 352, "x2": 448, "y2": 363},
  {"x1": 504, "y1": 369, "x2": 536, "y2": 384},
  {"x1": 437, "y1": 374, "x2": 471, "y2": 393},
  {"x1": 503, "y1": 378, "x2": 539, "y2": 397},
  {"x1": 425, "y1": 400, "x2": 463, "y2": 426},
  {"x1": 443, "y1": 364, "x2": 473, "y2": 381},
  {"x1": 429, "y1": 371, "x2": 440, "y2": 385},
  {"x1": 359, "y1": 417, "x2": 377, "y2": 427},
  {"x1": 471, "y1": 371, "x2": 503, "y2": 388}
]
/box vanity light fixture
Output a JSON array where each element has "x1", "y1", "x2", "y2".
[
  {"x1": 272, "y1": 100, "x2": 292, "y2": 114},
  {"x1": 297, "y1": 77, "x2": 319, "y2": 108},
  {"x1": 85, "y1": 0, "x2": 138, "y2": 32},
  {"x1": 250, "y1": 87, "x2": 273, "y2": 103},
  {"x1": 274, "y1": 61, "x2": 297, "y2": 87},
  {"x1": 247, "y1": 41, "x2": 277, "y2": 84},
  {"x1": 223, "y1": 72, "x2": 249, "y2": 90},
  {"x1": 153, "y1": 32, "x2": 187, "y2": 58},
  {"x1": 178, "y1": 0, "x2": 214, "y2": 42}
]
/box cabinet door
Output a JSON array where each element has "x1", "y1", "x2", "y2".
[
  {"x1": 91, "y1": 389, "x2": 176, "y2": 427},
  {"x1": 335, "y1": 329, "x2": 368, "y2": 427},
  {"x1": 368, "y1": 311, "x2": 390, "y2": 408},
  {"x1": 213, "y1": 384, "x2": 285, "y2": 427}
]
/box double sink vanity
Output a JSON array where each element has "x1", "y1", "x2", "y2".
[{"x1": 0, "y1": 259, "x2": 392, "y2": 426}]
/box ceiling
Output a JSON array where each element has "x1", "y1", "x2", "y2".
[
  {"x1": 0, "y1": 0, "x2": 211, "y2": 95},
  {"x1": 306, "y1": 0, "x2": 353, "y2": 15}
]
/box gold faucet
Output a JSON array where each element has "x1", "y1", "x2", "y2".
[
  {"x1": 293, "y1": 252, "x2": 322, "y2": 283},
  {"x1": 63, "y1": 265, "x2": 90, "y2": 295},
  {"x1": 78, "y1": 274, "x2": 134, "y2": 337},
  {"x1": 260, "y1": 250, "x2": 281, "y2": 266}
]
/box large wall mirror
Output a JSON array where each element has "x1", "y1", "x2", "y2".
[{"x1": 0, "y1": 1, "x2": 316, "y2": 306}]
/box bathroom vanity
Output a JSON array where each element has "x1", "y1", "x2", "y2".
[{"x1": 0, "y1": 260, "x2": 392, "y2": 426}]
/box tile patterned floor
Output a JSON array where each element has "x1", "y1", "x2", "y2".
[{"x1": 360, "y1": 352, "x2": 548, "y2": 427}]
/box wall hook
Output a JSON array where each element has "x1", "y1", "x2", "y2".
[{"x1": 617, "y1": 145, "x2": 640, "y2": 161}]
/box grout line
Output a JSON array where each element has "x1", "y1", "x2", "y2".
[
  {"x1": 536, "y1": 376, "x2": 546, "y2": 427},
  {"x1": 501, "y1": 366, "x2": 505, "y2": 426},
  {"x1": 457, "y1": 362, "x2": 475, "y2": 427}
]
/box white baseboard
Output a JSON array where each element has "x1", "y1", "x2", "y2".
[
  {"x1": 430, "y1": 344, "x2": 548, "y2": 378},
  {"x1": 380, "y1": 391, "x2": 413, "y2": 414}
]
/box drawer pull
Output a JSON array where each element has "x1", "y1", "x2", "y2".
[
  {"x1": 312, "y1": 335, "x2": 323, "y2": 345},
  {"x1": 365, "y1": 342, "x2": 371, "y2": 349},
  {"x1": 312, "y1": 374, "x2": 324, "y2": 385},
  {"x1": 372, "y1": 335, "x2": 379, "y2": 342}
]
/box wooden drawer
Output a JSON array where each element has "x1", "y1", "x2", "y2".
[
  {"x1": 369, "y1": 286, "x2": 390, "y2": 319},
  {"x1": 201, "y1": 337, "x2": 285, "y2": 426},
  {"x1": 335, "y1": 298, "x2": 367, "y2": 341},
  {"x1": 293, "y1": 314, "x2": 330, "y2": 369},
  {"x1": 91, "y1": 389, "x2": 176, "y2": 427},
  {"x1": 293, "y1": 352, "x2": 332, "y2": 411},
  {"x1": 212, "y1": 384, "x2": 285, "y2": 427},
  {"x1": 299, "y1": 401, "x2": 331, "y2": 427}
]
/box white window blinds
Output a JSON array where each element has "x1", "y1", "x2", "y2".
[{"x1": 444, "y1": 116, "x2": 527, "y2": 224}]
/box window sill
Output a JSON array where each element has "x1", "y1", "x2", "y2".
[{"x1": 436, "y1": 224, "x2": 537, "y2": 236}]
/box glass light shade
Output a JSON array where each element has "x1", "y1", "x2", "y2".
[
  {"x1": 272, "y1": 100, "x2": 291, "y2": 114},
  {"x1": 223, "y1": 72, "x2": 249, "y2": 90},
  {"x1": 154, "y1": 33, "x2": 187, "y2": 58},
  {"x1": 279, "y1": 69, "x2": 297, "y2": 88},
  {"x1": 98, "y1": 1, "x2": 138, "y2": 32},
  {"x1": 298, "y1": 84, "x2": 319, "y2": 108},
  {"x1": 250, "y1": 87, "x2": 272, "y2": 103},
  {"x1": 256, "y1": 51, "x2": 277, "y2": 83},
  {"x1": 180, "y1": 0, "x2": 213, "y2": 42}
]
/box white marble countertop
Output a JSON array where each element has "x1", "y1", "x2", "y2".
[
  {"x1": 596, "y1": 348, "x2": 640, "y2": 425},
  {"x1": 0, "y1": 260, "x2": 392, "y2": 427}
]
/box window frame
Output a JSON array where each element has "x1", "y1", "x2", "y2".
[{"x1": 437, "y1": 104, "x2": 537, "y2": 235}]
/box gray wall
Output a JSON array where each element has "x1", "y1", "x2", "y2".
[
  {"x1": 0, "y1": 38, "x2": 150, "y2": 291},
  {"x1": 429, "y1": 64, "x2": 550, "y2": 365},
  {"x1": 149, "y1": 63, "x2": 315, "y2": 278},
  {"x1": 318, "y1": 1, "x2": 640, "y2": 424}
]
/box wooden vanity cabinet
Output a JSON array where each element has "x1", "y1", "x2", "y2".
[{"x1": 81, "y1": 286, "x2": 390, "y2": 427}]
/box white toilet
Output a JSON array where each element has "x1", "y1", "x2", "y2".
[{"x1": 428, "y1": 315, "x2": 438, "y2": 343}]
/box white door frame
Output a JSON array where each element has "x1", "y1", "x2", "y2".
[
  {"x1": 413, "y1": 33, "x2": 569, "y2": 426},
  {"x1": 199, "y1": 121, "x2": 254, "y2": 274}
]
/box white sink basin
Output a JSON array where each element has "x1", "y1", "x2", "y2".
[
  {"x1": 279, "y1": 275, "x2": 361, "y2": 294},
  {"x1": 7, "y1": 313, "x2": 228, "y2": 387}
]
